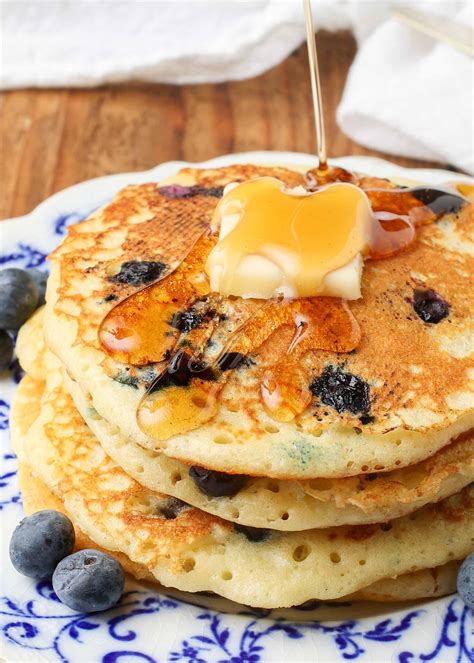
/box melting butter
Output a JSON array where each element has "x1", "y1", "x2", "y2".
[{"x1": 205, "y1": 177, "x2": 373, "y2": 300}]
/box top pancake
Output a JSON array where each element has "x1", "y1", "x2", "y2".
[{"x1": 43, "y1": 163, "x2": 474, "y2": 479}]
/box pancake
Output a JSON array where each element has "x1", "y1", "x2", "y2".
[
  {"x1": 9, "y1": 373, "x2": 44, "y2": 456},
  {"x1": 19, "y1": 311, "x2": 474, "y2": 531},
  {"x1": 43, "y1": 163, "x2": 474, "y2": 479},
  {"x1": 15, "y1": 305, "x2": 48, "y2": 382},
  {"x1": 17, "y1": 462, "x2": 460, "y2": 603},
  {"x1": 12, "y1": 369, "x2": 473, "y2": 608},
  {"x1": 67, "y1": 372, "x2": 474, "y2": 530}
]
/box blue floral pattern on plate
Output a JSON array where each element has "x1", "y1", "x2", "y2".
[{"x1": 0, "y1": 153, "x2": 472, "y2": 662}]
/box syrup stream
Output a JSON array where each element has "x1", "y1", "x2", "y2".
[{"x1": 303, "y1": 0, "x2": 327, "y2": 170}]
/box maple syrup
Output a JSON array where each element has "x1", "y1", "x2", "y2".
[
  {"x1": 99, "y1": 233, "x2": 214, "y2": 365},
  {"x1": 303, "y1": 0, "x2": 327, "y2": 169},
  {"x1": 136, "y1": 294, "x2": 361, "y2": 437},
  {"x1": 453, "y1": 182, "x2": 474, "y2": 199}
]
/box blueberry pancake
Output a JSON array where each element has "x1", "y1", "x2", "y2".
[
  {"x1": 12, "y1": 160, "x2": 473, "y2": 608},
  {"x1": 43, "y1": 164, "x2": 474, "y2": 479},
  {"x1": 10, "y1": 368, "x2": 473, "y2": 608}
]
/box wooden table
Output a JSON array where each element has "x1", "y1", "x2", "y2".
[{"x1": 1, "y1": 31, "x2": 454, "y2": 220}]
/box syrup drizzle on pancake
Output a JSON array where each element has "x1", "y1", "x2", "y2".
[{"x1": 97, "y1": 170, "x2": 466, "y2": 439}]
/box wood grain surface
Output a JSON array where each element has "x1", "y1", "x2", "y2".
[{"x1": 0, "y1": 32, "x2": 455, "y2": 220}]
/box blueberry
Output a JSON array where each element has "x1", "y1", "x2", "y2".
[
  {"x1": 217, "y1": 352, "x2": 249, "y2": 371},
  {"x1": 171, "y1": 301, "x2": 217, "y2": 333},
  {"x1": 9, "y1": 510, "x2": 75, "y2": 578},
  {"x1": 310, "y1": 365, "x2": 370, "y2": 416},
  {"x1": 412, "y1": 289, "x2": 449, "y2": 324},
  {"x1": 160, "y1": 497, "x2": 189, "y2": 519},
  {"x1": 411, "y1": 187, "x2": 465, "y2": 215},
  {"x1": 52, "y1": 549, "x2": 125, "y2": 613},
  {"x1": 109, "y1": 260, "x2": 166, "y2": 287},
  {"x1": 158, "y1": 184, "x2": 196, "y2": 198},
  {"x1": 234, "y1": 524, "x2": 270, "y2": 543},
  {"x1": 199, "y1": 187, "x2": 224, "y2": 198},
  {"x1": 293, "y1": 599, "x2": 321, "y2": 611},
  {"x1": 152, "y1": 350, "x2": 217, "y2": 392},
  {"x1": 189, "y1": 466, "x2": 248, "y2": 497},
  {"x1": 28, "y1": 269, "x2": 48, "y2": 307},
  {"x1": 457, "y1": 553, "x2": 474, "y2": 609},
  {"x1": 158, "y1": 184, "x2": 223, "y2": 199},
  {"x1": 0, "y1": 268, "x2": 38, "y2": 330},
  {"x1": 0, "y1": 330, "x2": 14, "y2": 370}
]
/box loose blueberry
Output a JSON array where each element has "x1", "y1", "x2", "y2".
[
  {"x1": 0, "y1": 268, "x2": 38, "y2": 330},
  {"x1": 457, "y1": 553, "x2": 474, "y2": 609},
  {"x1": 9, "y1": 510, "x2": 75, "y2": 578},
  {"x1": 52, "y1": 549, "x2": 125, "y2": 613},
  {"x1": 310, "y1": 365, "x2": 370, "y2": 415},
  {"x1": 189, "y1": 466, "x2": 248, "y2": 497},
  {"x1": 109, "y1": 260, "x2": 166, "y2": 287},
  {"x1": 0, "y1": 330, "x2": 14, "y2": 370},
  {"x1": 28, "y1": 269, "x2": 48, "y2": 307},
  {"x1": 412, "y1": 289, "x2": 449, "y2": 324}
]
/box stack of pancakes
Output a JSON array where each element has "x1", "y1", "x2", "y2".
[{"x1": 11, "y1": 164, "x2": 474, "y2": 608}]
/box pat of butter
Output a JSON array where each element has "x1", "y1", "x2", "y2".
[{"x1": 205, "y1": 177, "x2": 373, "y2": 300}]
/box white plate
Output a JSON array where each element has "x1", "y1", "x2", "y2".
[{"x1": 0, "y1": 152, "x2": 472, "y2": 663}]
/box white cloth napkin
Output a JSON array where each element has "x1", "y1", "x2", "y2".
[
  {"x1": 338, "y1": 3, "x2": 474, "y2": 174},
  {"x1": 2, "y1": 0, "x2": 472, "y2": 173},
  {"x1": 1, "y1": 0, "x2": 350, "y2": 87}
]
